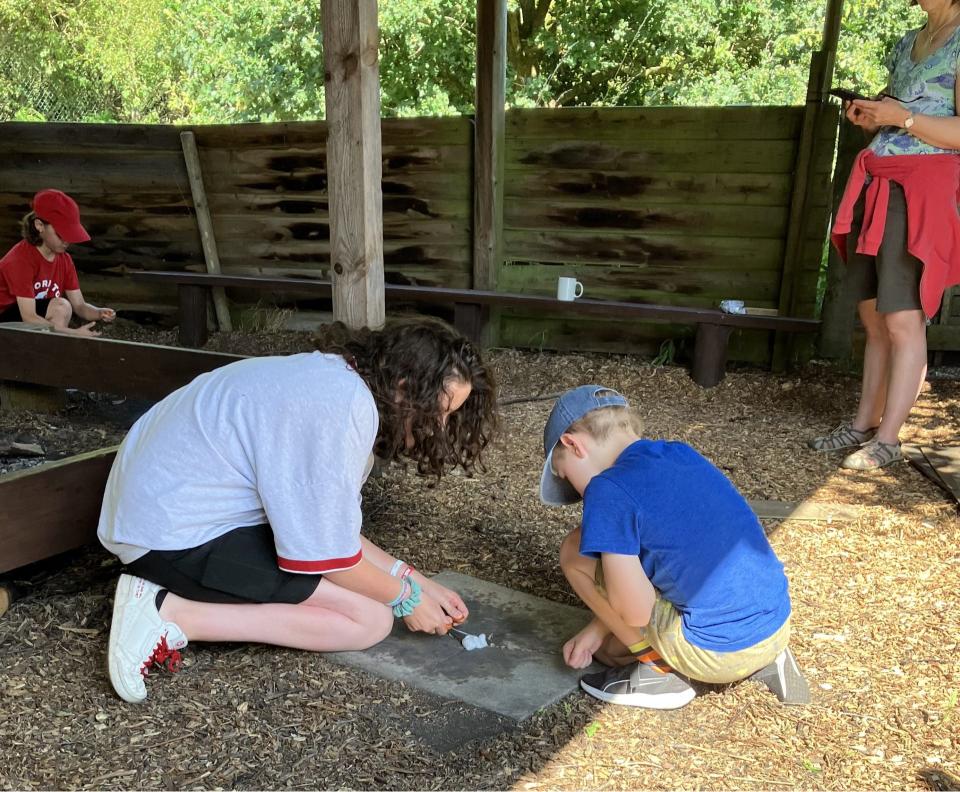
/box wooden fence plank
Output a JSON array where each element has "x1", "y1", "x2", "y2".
[
  {"x1": 188, "y1": 116, "x2": 471, "y2": 148},
  {"x1": 501, "y1": 231, "x2": 784, "y2": 269},
  {"x1": 504, "y1": 201, "x2": 788, "y2": 239},
  {"x1": 504, "y1": 171, "x2": 830, "y2": 207},
  {"x1": 505, "y1": 140, "x2": 814, "y2": 175},
  {"x1": 0, "y1": 447, "x2": 118, "y2": 575},
  {"x1": 197, "y1": 144, "x2": 471, "y2": 180},
  {"x1": 0, "y1": 121, "x2": 181, "y2": 151},
  {"x1": 505, "y1": 106, "x2": 807, "y2": 141},
  {"x1": 221, "y1": 260, "x2": 472, "y2": 287}
]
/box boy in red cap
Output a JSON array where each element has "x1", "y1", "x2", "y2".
[{"x1": 0, "y1": 189, "x2": 115, "y2": 335}]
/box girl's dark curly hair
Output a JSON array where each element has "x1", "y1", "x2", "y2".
[{"x1": 316, "y1": 316, "x2": 498, "y2": 477}]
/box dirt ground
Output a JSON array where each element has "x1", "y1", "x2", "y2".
[{"x1": 1, "y1": 325, "x2": 958, "y2": 790}]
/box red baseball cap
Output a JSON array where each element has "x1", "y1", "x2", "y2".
[{"x1": 32, "y1": 189, "x2": 90, "y2": 244}]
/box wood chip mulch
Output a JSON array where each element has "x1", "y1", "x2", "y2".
[{"x1": 1, "y1": 326, "x2": 957, "y2": 790}]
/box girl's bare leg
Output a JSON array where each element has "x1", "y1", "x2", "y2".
[{"x1": 159, "y1": 578, "x2": 393, "y2": 652}]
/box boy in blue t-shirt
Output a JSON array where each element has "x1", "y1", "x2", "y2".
[{"x1": 541, "y1": 385, "x2": 808, "y2": 709}]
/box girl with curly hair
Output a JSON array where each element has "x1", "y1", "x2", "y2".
[{"x1": 98, "y1": 317, "x2": 497, "y2": 703}]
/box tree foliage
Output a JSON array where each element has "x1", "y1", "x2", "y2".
[{"x1": 0, "y1": 0, "x2": 926, "y2": 123}]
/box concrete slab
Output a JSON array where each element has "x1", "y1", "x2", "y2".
[{"x1": 324, "y1": 571, "x2": 597, "y2": 722}]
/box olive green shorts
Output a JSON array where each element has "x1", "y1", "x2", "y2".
[
  {"x1": 845, "y1": 181, "x2": 924, "y2": 314},
  {"x1": 595, "y1": 560, "x2": 790, "y2": 684}
]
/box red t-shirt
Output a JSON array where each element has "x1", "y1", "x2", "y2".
[{"x1": 0, "y1": 240, "x2": 80, "y2": 310}]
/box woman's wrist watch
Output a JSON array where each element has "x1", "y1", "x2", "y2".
[{"x1": 903, "y1": 110, "x2": 916, "y2": 130}]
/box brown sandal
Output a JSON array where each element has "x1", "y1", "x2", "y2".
[
  {"x1": 808, "y1": 423, "x2": 877, "y2": 452},
  {"x1": 841, "y1": 439, "x2": 903, "y2": 470}
]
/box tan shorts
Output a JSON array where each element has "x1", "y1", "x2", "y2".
[{"x1": 595, "y1": 561, "x2": 789, "y2": 684}]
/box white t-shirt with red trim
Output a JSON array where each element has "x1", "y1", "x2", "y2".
[{"x1": 97, "y1": 353, "x2": 378, "y2": 572}]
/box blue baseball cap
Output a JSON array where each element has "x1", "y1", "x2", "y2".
[{"x1": 539, "y1": 384, "x2": 629, "y2": 506}]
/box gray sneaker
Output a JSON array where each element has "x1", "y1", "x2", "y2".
[
  {"x1": 580, "y1": 662, "x2": 696, "y2": 709},
  {"x1": 748, "y1": 648, "x2": 810, "y2": 705},
  {"x1": 808, "y1": 423, "x2": 876, "y2": 452}
]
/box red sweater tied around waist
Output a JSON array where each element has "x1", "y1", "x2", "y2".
[{"x1": 831, "y1": 149, "x2": 960, "y2": 318}]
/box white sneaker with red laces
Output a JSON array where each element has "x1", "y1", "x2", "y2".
[{"x1": 108, "y1": 574, "x2": 188, "y2": 703}]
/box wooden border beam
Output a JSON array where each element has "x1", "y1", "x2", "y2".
[
  {"x1": 0, "y1": 326, "x2": 243, "y2": 399},
  {"x1": 0, "y1": 447, "x2": 117, "y2": 574}
]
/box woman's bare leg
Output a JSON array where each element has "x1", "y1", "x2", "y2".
[
  {"x1": 876, "y1": 308, "x2": 927, "y2": 444},
  {"x1": 853, "y1": 298, "x2": 892, "y2": 431}
]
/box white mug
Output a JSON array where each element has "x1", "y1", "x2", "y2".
[{"x1": 557, "y1": 277, "x2": 584, "y2": 301}]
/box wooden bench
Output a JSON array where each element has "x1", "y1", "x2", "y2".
[{"x1": 130, "y1": 271, "x2": 820, "y2": 387}]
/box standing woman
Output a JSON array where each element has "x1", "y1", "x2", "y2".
[
  {"x1": 810, "y1": 0, "x2": 960, "y2": 469},
  {"x1": 0, "y1": 189, "x2": 115, "y2": 335}
]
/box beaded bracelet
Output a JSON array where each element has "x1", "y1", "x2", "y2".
[
  {"x1": 392, "y1": 577, "x2": 422, "y2": 618},
  {"x1": 400, "y1": 565, "x2": 415, "y2": 580}
]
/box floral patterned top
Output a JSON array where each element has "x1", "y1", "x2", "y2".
[{"x1": 869, "y1": 26, "x2": 960, "y2": 156}]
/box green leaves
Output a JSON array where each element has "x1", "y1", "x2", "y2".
[{"x1": 0, "y1": 0, "x2": 930, "y2": 123}]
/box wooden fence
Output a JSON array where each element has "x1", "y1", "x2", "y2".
[
  {"x1": 0, "y1": 105, "x2": 855, "y2": 364},
  {"x1": 0, "y1": 117, "x2": 473, "y2": 309},
  {"x1": 497, "y1": 106, "x2": 837, "y2": 361}
]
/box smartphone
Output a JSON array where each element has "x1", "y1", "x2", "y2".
[{"x1": 829, "y1": 88, "x2": 871, "y2": 102}]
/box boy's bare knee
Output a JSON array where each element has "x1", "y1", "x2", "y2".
[
  {"x1": 46, "y1": 297, "x2": 72, "y2": 324},
  {"x1": 559, "y1": 528, "x2": 582, "y2": 571}
]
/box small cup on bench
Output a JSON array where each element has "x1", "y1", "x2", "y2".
[{"x1": 557, "y1": 277, "x2": 584, "y2": 302}]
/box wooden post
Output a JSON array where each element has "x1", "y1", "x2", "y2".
[
  {"x1": 772, "y1": 0, "x2": 845, "y2": 370},
  {"x1": 817, "y1": 118, "x2": 864, "y2": 361},
  {"x1": 179, "y1": 131, "x2": 233, "y2": 333},
  {"x1": 178, "y1": 284, "x2": 209, "y2": 348},
  {"x1": 453, "y1": 302, "x2": 485, "y2": 344},
  {"x1": 473, "y1": 0, "x2": 507, "y2": 293},
  {"x1": 322, "y1": 0, "x2": 386, "y2": 330},
  {"x1": 691, "y1": 323, "x2": 733, "y2": 388}
]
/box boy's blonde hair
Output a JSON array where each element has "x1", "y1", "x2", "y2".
[{"x1": 557, "y1": 404, "x2": 644, "y2": 450}]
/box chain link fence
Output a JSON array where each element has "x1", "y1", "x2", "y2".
[{"x1": 0, "y1": 51, "x2": 109, "y2": 122}]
